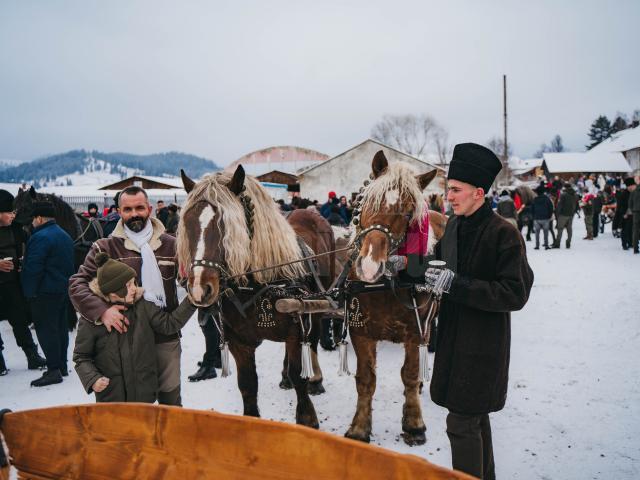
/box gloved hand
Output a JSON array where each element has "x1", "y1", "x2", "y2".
[
  {"x1": 384, "y1": 255, "x2": 407, "y2": 277},
  {"x1": 424, "y1": 267, "x2": 455, "y2": 295}
]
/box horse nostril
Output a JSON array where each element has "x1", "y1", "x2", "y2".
[{"x1": 203, "y1": 284, "x2": 213, "y2": 299}]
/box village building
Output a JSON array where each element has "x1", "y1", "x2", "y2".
[{"x1": 297, "y1": 139, "x2": 445, "y2": 203}]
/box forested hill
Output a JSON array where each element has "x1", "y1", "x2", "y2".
[{"x1": 0, "y1": 150, "x2": 220, "y2": 186}]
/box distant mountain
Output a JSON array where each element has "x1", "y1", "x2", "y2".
[
  {"x1": 0, "y1": 150, "x2": 220, "y2": 188},
  {"x1": 0, "y1": 159, "x2": 27, "y2": 171}
]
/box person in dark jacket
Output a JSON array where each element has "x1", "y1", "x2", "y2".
[
  {"x1": 21, "y1": 201, "x2": 75, "y2": 387},
  {"x1": 552, "y1": 183, "x2": 578, "y2": 249},
  {"x1": 155, "y1": 200, "x2": 169, "y2": 226},
  {"x1": 531, "y1": 186, "x2": 555, "y2": 250},
  {"x1": 73, "y1": 253, "x2": 195, "y2": 402},
  {"x1": 615, "y1": 178, "x2": 635, "y2": 250},
  {"x1": 0, "y1": 190, "x2": 47, "y2": 375},
  {"x1": 592, "y1": 190, "x2": 603, "y2": 238},
  {"x1": 164, "y1": 204, "x2": 179, "y2": 235},
  {"x1": 629, "y1": 181, "x2": 640, "y2": 254},
  {"x1": 496, "y1": 189, "x2": 518, "y2": 228},
  {"x1": 319, "y1": 191, "x2": 337, "y2": 219},
  {"x1": 427, "y1": 143, "x2": 534, "y2": 480},
  {"x1": 581, "y1": 194, "x2": 595, "y2": 240}
]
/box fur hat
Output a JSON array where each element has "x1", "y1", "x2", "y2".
[
  {"x1": 95, "y1": 252, "x2": 136, "y2": 297},
  {"x1": 0, "y1": 189, "x2": 14, "y2": 213},
  {"x1": 447, "y1": 143, "x2": 502, "y2": 193},
  {"x1": 624, "y1": 177, "x2": 636, "y2": 187},
  {"x1": 32, "y1": 201, "x2": 55, "y2": 218}
]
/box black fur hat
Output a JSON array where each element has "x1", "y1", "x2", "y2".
[
  {"x1": 0, "y1": 189, "x2": 14, "y2": 213},
  {"x1": 447, "y1": 143, "x2": 502, "y2": 193}
]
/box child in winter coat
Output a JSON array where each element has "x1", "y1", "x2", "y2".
[{"x1": 73, "y1": 252, "x2": 195, "y2": 403}]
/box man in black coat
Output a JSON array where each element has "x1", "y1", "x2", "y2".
[
  {"x1": 427, "y1": 143, "x2": 534, "y2": 479},
  {"x1": 0, "y1": 190, "x2": 47, "y2": 375},
  {"x1": 614, "y1": 178, "x2": 635, "y2": 250}
]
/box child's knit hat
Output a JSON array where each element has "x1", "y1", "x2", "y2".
[{"x1": 95, "y1": 252, "x2": 136, "y2": 298}]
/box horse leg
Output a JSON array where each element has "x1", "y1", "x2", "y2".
[
  {"x1": 345, "y1": 334, "x2": 376, "y2": 443},
  {"x1": 279, "y1": 350, "x2": 293, "y2": 390},
  {"x1": 401, "y1": 341, "x2": 426, "y2": 446},
  {"x1": 228, "y1": 341, "x2": 260, "y2": 417},
  {"x1": 307, "y1": 314, "x2": 325, "y2": 396},
  {"x1": 285, "y1": 332, "x2": 319, "y2": 429}
]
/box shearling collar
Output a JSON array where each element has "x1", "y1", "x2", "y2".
[{"x1": 111, "y1": 217, "x2": 165, "y2": 253}]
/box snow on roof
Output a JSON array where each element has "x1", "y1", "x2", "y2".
[
  {"x1": 299, "y1": 138, "x2": 445, "y2": 176},
  {"x1": 589, "y1": 126, "x2": 640, "y2": 154},
  {"x1": 542, "y1": 151, "x2": 631, "y2": 173},
  {"x1": 509, "y1": 156, "x2": 543, "y2": 175}
]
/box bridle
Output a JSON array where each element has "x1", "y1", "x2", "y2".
[{"x1": 185, "y1": 191, "x2": 255, "y2": 294}]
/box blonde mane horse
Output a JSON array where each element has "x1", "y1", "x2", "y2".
[{"x1": 178, "y1": 166, "x2": 335, "y2": 428}]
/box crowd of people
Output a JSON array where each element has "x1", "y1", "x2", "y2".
[{"x1": 490, "y1": 174, "x2": 639, "y2": 253}]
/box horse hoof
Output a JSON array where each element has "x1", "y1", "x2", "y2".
[
  {"x1": 345, "y1": 428, "x2": 370, "y2": 444},
  {"x1": 307, "y1": 380, "x2": 326, "y2": 396},
  {"x1": 401, "y1": 430, "x2": 426, "y2": 446},
  {"x1": 279, "y1": 377, "x2": 293, "y2": 390}
]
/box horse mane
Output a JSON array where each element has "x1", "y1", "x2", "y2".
[
  {"x1": 361, "y1": 162, "x2": 428, "y2": 229},
  {"x1": 177, "y1": 171, "x2": 307, "y2": 284}
]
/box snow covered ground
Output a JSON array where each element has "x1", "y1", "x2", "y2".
[{"x1": 1, "y1": 220, "x2": 638, "y2": 479}]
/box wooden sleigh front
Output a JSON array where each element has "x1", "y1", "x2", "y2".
[{"x1": 0, "y1": 404, "x2": 473, "y2": 480}]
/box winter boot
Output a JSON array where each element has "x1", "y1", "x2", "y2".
[
  {"x1": 188, "y1": 362, "x2": 217, "y2": 382},
  {"x1": 23, "y1": 345, "x2": 47, "y2": 370},
  {"x1": 30, "y1": 369, "x2": 63, "y2": 387},
  {"x1": 0, "y1": 350, "x2": 8, "y2": 376},
  {"x1": 60, "y1": 363, "x2": 69, "y2": 377}
]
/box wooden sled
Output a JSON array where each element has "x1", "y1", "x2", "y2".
[{"x1": 0, "y1": 404, "x2": 473, "y2": 480}]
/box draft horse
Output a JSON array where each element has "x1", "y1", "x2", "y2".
[
  {"x1": 344, "y1": 150, "x2": 446, "y2": 446},
  {"x1": 177, "y1": 166, "x2": 335, "y2": 428}
]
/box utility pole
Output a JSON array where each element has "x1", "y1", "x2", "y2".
[{"x1": 502, "y1": 74, "x2": 510, "y2": 184}]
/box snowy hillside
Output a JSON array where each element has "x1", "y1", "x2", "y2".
[{"x1": 0, "y1": 150, "x2": 220, "y2": 187}]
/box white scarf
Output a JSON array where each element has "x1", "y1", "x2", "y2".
[{"x1": 124, "y1": 219, "x2": 166, "y2": 308}]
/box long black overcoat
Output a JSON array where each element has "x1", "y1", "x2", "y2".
[{"x1": 431, "y1": 207, "x2": 534, "y2": 415}]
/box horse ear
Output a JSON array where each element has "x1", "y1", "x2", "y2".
[
  {"x1": 372, "y1": 150, "x2": 388, "y2": 178},
  {"x1": 180, "y1": 169, "x2": 196, "y2": 193},
  {"x1": 416, "y1": 169, "x2": 438, "y2": 190},
  {"x1": 29, "y1": 186, "x2": 37, "y2": 199},
  {"x1": 228, "y1": 165, "x2": 245, "y2": 196}
]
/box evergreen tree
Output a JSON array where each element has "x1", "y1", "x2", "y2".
[
  {"x1": 610, "y1": 114, "x2": 628, "y2": 134},
  {"x1": 586, "y1": 115, "x2": 612, "y2": 150}
]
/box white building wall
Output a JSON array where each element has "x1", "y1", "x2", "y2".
[
  {"x1": 299, "y1": 140, "x2": 445, "y2": 202},
  {"x1": 624, "y1": 148, "x2": 640, "y2": 175}
]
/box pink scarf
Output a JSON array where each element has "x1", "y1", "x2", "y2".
[{"x1": 397, "y1": 207, "x2": 430, "y2": 256}]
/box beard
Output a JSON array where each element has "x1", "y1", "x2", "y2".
[{"x1": 125, "y1": 216, "x2": 148, "y2": 233}]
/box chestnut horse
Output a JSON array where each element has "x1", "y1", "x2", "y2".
[
  {"x1": 177, "y1": 166, "x2": 335, "y2": 429},
  {"x1": 345, "y1": 150, "x2": 446, "y2": 446}
]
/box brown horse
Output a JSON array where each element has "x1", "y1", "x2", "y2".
[
  {"x1": 345, "y1": 150, "x2": 446, "y2": 446},
  {"x1": 177, "y1": 166, "x2": 334, "y2": 429}
]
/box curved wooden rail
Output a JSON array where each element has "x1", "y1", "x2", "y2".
[{"x1": 0, "y1": 404, "x2": 473, "y2": 480}]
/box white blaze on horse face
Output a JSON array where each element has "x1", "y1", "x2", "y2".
[
  {"x1": 361, "y1": 244, "x2": 380, "y2": 281},
  {"x1": 385, "y1": 189, "x2": 399, "y2": 207},
  {"x1": 191, "y1": 205, "x2": 215, "y2": 301}
]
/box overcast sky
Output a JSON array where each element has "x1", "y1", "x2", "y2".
[{"x1": 1, "y1": 0, "x2": 639, "y2": 165}]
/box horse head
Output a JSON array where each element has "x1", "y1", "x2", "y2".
[
  {"x1": 354, "y1": 151, "x2": 437, "y2": 283},
  {"x1": 178, "y1": 166, "x2": 246, "y2": 307},
  {"x1": 13, "y1": 186, "x2": 37, "y2": 227}
]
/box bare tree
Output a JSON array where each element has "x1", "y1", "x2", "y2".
[
  {"x1": 486, "y1": 136, "x2": 513, "y2": 158},
  {"x1": 433, "y1": 125, "x2": 451, "y2": 166},
  {"x1": 371, "y1": 114, "x2": 441, "y2": 158}
]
